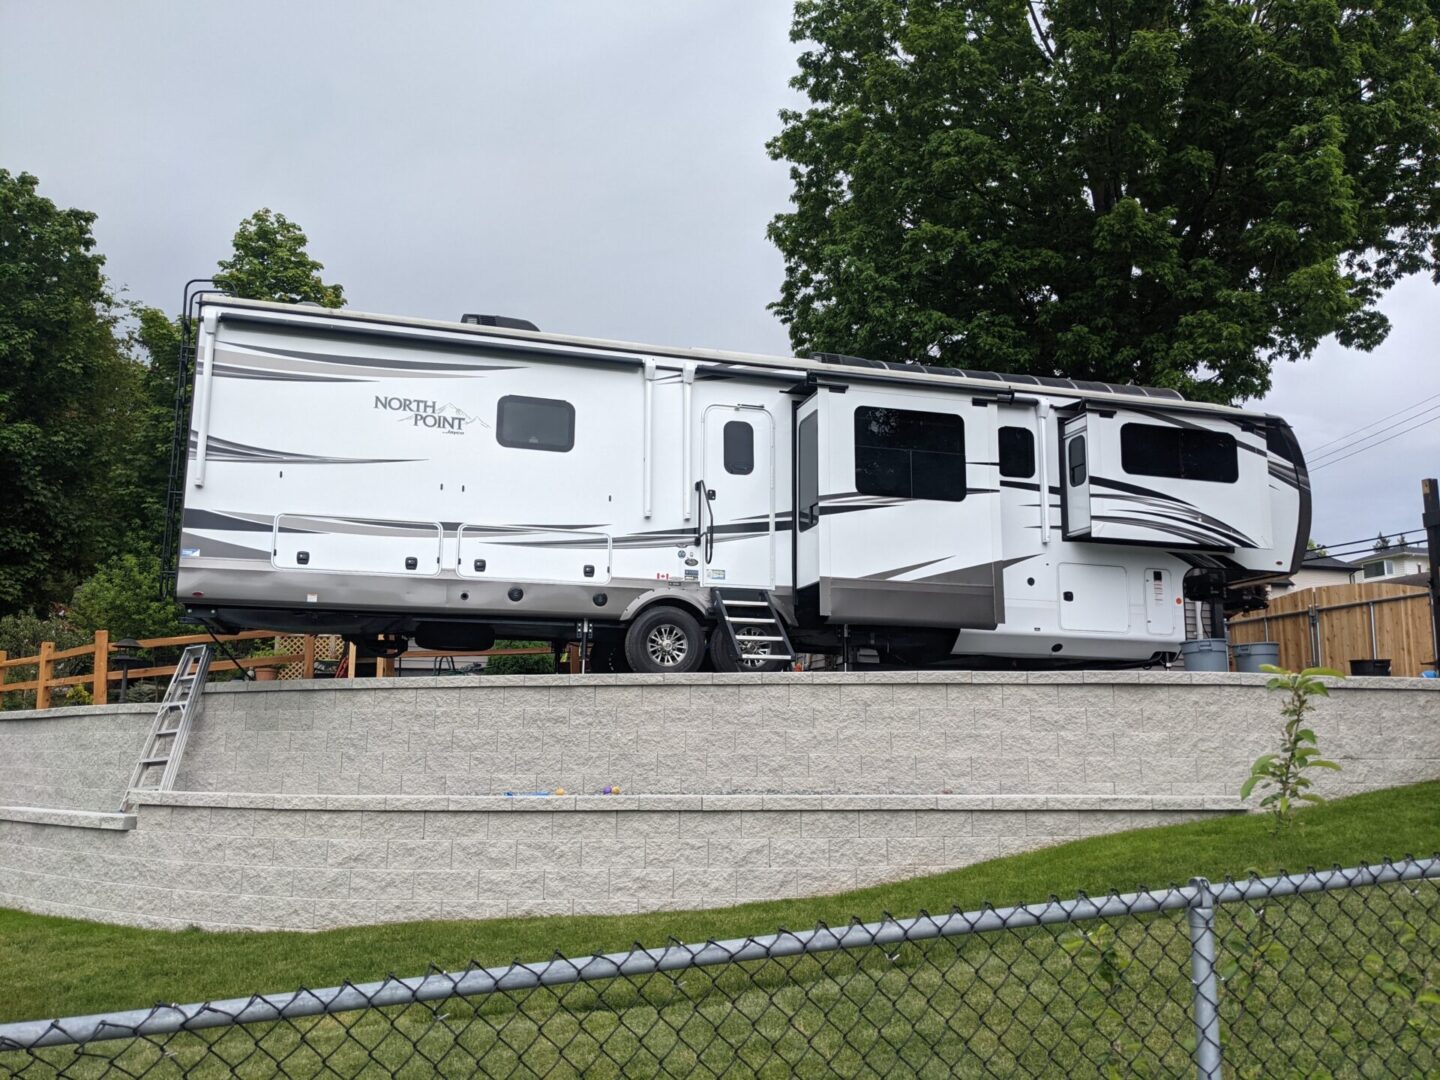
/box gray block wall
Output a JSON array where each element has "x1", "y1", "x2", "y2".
[
  {"x1": 1, "y1": 671, "x2": 1436, "y2": 931},
  {"x1": 179, "y1": 671, "x2": 1439, "y2": 800},
  {"x1": 0, "y1": 705, "x2": 153, "y2": 811},
  {"x1": 0, "y1": 796, "x2": 1229, "y2": 930}
]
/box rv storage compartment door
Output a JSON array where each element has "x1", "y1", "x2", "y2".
[
  {"x1": 1085, "y1": 411, "x2": 1271, "y2": 550},
  {"x1": 818, "y1": 389, "x2": 1002, "y2": 630},
  {"x1": 457, "y1": 527, "x2": 612, "y2": 585},
  {"x1": 1058, "y1": 563, "x2": 1130, "y2": 633},
  {"x1": 272, "y1": 515, "x2": 443, "y2": 575}
]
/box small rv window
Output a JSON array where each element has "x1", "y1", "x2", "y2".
[
  {"x1": 723, "y1": 421, "x2": 754, "y2": 475},
  {"x1": 854, "y1": 406, "x2": 965, "y2": 501},
  {"x1": 1120, "y1": 423, "x2": 1238, "y2": 483},
  {"x1": 1068, "y1": 435, "x2": 1087, "y2": 486},
  {"x1": 798, "y1": 413, "x2": 819, "y2": 532},
  {"x1": 496, "y1": 395, "x2": 574, "y2": 453},
  {"x1": 999, "y1": 426, "x2": 1036, "y2": 478}
]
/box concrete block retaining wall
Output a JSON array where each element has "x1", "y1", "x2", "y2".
[
  {"x1": 0, "y1": 672, "x2": 1435, "y2": 930},
  {"x1": 0, "y1": 704, "x2": 154, "y2": 811}
]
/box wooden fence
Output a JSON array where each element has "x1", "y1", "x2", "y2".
[
  {"x1": 0, "y1": 631, "x2": 551, "y2": 711},
  {"x1": 1229, "y1": 582, "x2": 1436, "y2": 676}
]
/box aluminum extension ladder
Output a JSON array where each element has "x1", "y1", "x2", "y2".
[
  {"x1": 712, "y1": 588, "x2": 796, "y2": 668},
  {"x1": 120, "y1": 644, "x2": 211, "y2": 811}
]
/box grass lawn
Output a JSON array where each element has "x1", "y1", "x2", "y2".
[{"x1": 2, "y1": 781, "x2": 1437, "y2": 1024}]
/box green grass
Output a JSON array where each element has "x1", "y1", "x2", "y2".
[{"x1": 2, "y1": 781, "x2": 1437, "y2": 1026}]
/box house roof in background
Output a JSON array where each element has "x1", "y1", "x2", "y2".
[
  {"x1": 1347, "y1": 546, "x2": 1430, "y2": 564},
  {"x1": 1301, "y1": 555, "x2": 1357, "y2": 571}
]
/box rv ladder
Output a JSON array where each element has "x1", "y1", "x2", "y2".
[
  {"x1": 712, "y1": 588, "x2": 796, "y2": 666},
  {"x1": 120, "y1": 644, "x2": 212, "y2": 812}
]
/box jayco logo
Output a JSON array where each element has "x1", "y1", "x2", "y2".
[{"x1": 373, "y1": 396, "x2": 486, "y2": 434}]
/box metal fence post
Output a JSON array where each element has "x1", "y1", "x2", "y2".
[{"x1": 1186, "y1": 877, "x2": 1223, "y2": 1079}]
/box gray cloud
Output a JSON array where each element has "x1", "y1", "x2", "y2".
[{"x1": 4, "y1": 0, "x2": 1436, "y2": 555}]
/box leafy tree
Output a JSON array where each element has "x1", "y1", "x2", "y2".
[
  {"x1": 214, "y1": 208, "x2": 345, "y2": 307},
  {"x1": 101, "y1": 306, "x2": 185, "y2": 562},
  {"x1": 0, "y1": 170, "x2": 138, "y2": 614},
  {"x1": 768, "y1": 0, "x2": 1440, "y2": 402}
]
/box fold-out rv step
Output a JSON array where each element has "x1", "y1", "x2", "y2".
[{"x1": 713, "y1": 588, "x2": 797, "y2": 665}]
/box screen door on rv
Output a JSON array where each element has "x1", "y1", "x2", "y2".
[{"x1": 698, "y1": 405, "x2": 776, "y2": 588}]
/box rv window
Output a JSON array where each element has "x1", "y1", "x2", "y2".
[
  {"x1": 1068, "y1": 435, "x2": 1087, "y2": 486},
  {"x1": 854, "y1": 406, "x2": 965, "y2": 501},
  {"x1": 723, "y1": 421, "x2": 754, "y2": 475},
  {"x1": 999, "y1": 426, "x2": 1036, "y2": 478},
  {"x1": 496, "y1": 395, "x2": 574, "y2": 453},
  {"x1": 1120, "y1": 423, "x2": 1238, "y2": 483},
  {"x1": 798, "y1": 414, "x2": 819, "y2": 532}
]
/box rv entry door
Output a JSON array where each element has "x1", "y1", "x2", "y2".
[
  {"x1": 700, "y1": 405, "x2": 775, "y2": 588},
  {"x1": 1061, "y1": 415, "x2": 1092, "y2": 537},
  {"x1": 794, "y1": 394, "x2": 823, "y2": 624}
]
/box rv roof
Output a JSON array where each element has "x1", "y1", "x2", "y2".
[{"x1": 202, "y1": 297, "x2": 1268, "y2": 418}]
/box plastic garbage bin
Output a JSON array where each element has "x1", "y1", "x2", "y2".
[
  {"x1": 1179, "y1": 638, "x2": 1229, "y2": 672},
  {"x1": 1231, "y1": 642, "x2": 1280, "y2": 673},
  {"x1": 1349, "y1": 658, "x2": 1391, "y2": 677}
]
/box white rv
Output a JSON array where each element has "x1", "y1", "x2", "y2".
[{"x1": 172, "y1": 297, "x2": 1309, "y2": 673}]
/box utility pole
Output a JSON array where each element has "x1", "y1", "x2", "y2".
[{"x1": 1422, "y1": 479, "x2": 1440, "y2": 673}]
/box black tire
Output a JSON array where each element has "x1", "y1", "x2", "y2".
[
  {"x1": 624, "y1": 606, "x2": 706, "y2": 674},
  {"x1": 589, "y1": 638, "x2": 632, "y2": 673},
  {"x1": 709, "y1": 624, "x2": 788, "y2": 673}
]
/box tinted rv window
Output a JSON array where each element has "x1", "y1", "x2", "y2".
[
  {"x1": 1068, "y1": 435, "x2": 1087, "y2": 486},
  {"x1": 723, "y1": 421, "x2": 754, "y2": 475},
  {"x1": 496, "y1": 395, "x2": 574, "y2": 452},
  {"x1": 1120, "y1": 423, "x2": 1238, "y2": 483},
  {"x1": 798, "y1": 413, "x2": 819, "y2": 532},
  {"x1": 999, "y1": 426, "x2": 1036, "y2": 478},
  {"x1": 854, "y1": 406, "x2": 965, "y2": 501}
]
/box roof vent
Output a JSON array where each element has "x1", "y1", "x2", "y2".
[{"x1": 462, "y1": 313, "x2": 539, "y2": 332}]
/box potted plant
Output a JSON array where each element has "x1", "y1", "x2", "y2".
[{"x1": 249, "y1": 642, "x2": 283, "y2": 681}]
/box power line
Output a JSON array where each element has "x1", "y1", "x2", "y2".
[
  {"x1": 1310, "y1": 411, "x2": 1440, "y2": 472},
  {"x1": 1308, "y1": 402, "x2": 1440, "y2": 466},
  {"x1": 1301, "y1": 526, "x2": 1425, "y2": 562},
  {"x1": 1307, "y1": 393, "x2": 1440, "y2": 455}
]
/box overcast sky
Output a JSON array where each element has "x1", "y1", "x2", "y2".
[{"x1": 3, "y1": 0, "x2": 1436, "y2": 555}]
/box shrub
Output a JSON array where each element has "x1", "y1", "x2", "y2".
[
  {"x1": 68, "y1": 553, "x2": 186, "y2": 640},
  {"x1": 1241, "y1": 665, "x2": 1343, "y2": 828},
  {"x1": 484, "y1": 640, "x2": 557, "y2": 675}
]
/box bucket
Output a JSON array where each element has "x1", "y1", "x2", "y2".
[
  {"x1": 1349, "y1": 658, "x2": 1391, "y2": 677},
  {"x1": 1231, "y1": 641, "x2": 1280, "y2": 673},
  {"x1": 1179, "y1": 638, "x2": 1229, "y2": 672}
]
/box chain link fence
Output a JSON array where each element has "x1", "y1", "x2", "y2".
[{"x1": 2, "y1": 856, "x2": 1437, "y2": 1078}]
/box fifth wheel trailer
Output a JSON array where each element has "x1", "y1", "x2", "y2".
[{"x1": 171, "y1": 297, "x2": 1309, "y2": 673}]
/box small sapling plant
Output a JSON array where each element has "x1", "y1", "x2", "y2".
[{"x1": 1240, "y1": 665, "x2": 1342, "y2": 828}]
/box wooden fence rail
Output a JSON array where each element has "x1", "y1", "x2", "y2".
[
  {"x1": 0, "y1": 631, "x2": 551, "y2": 711},
  {"x1": 1229, "y1": 582, "x2": 1436, "y2": 677}
]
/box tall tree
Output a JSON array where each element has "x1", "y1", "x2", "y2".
[
  {"x1": 0, "y1": 170, "x2": 138, "y2": 614},
  {"x1": 768, "y1": 0, "x2": 1440, "y2": 402},
  {"x1": 214, "y1": 208, "x2": 345, "y2": 307}
]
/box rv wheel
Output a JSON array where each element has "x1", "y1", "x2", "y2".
[
  {"x1": 708, "y1": 624, "x2": 787, "y2": 673},
  {"x1": 624, "y1": 607, "x2": 705, "y2": 674}
]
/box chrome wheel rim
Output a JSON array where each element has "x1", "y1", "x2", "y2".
[
  {"x1": 646, "y1": 624, "x2": 690, "y2": 667},
  {"x1": 734, "y1": 626, "x2": 774, "y2": 669}
]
